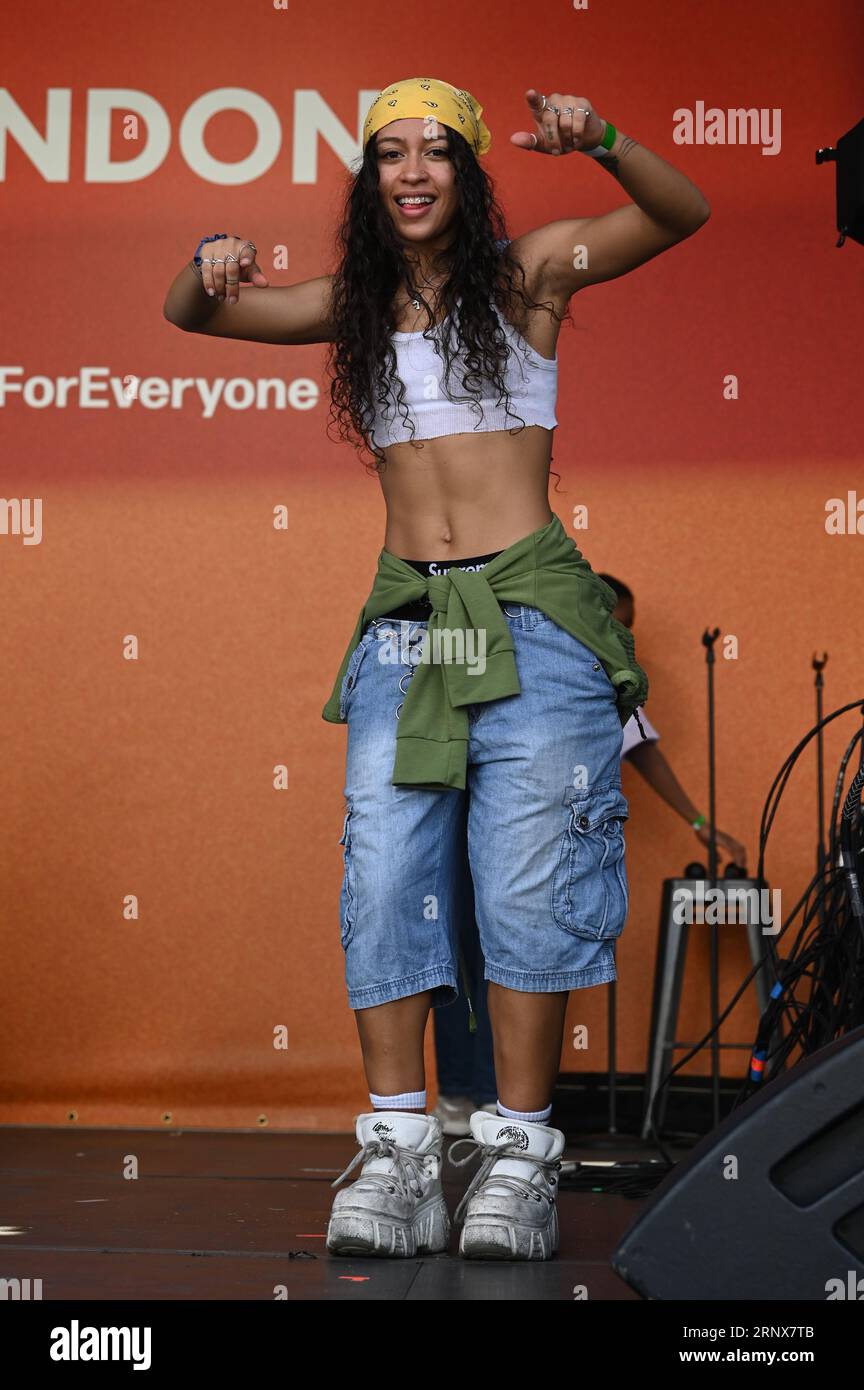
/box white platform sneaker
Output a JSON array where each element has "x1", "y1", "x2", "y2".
[
  {"x1": 447, "y1": 1111, "x2": 566, "y2": 1260},
  {"x1": 326, "y1": 1111, "x2": 451, "y2": 1258}
]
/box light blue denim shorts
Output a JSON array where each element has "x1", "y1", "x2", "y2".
[{"x1": 336, "y1": 603, "x2": 629, "y2": 1011}]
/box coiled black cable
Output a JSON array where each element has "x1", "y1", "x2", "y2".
[{"x1": 642, "y1": 697, "x2": 864, "y2": 1173}]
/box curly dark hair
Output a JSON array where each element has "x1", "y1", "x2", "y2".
[{"x1": 325, "y1": 123, "x2": 567, "y2": 489}]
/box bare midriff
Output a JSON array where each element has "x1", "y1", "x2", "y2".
[
  {"x1": 379, "y1": 271, "x2": 562, "y2": 560},
  {"x1": 379, "y1": 425, "x2": 555, "y2": 559}
]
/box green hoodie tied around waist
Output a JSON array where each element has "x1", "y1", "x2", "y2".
[{"x1": 322, "y1": 514, "x2": 649, "y2": 792}]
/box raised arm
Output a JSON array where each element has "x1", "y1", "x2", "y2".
[
  {"x1": 163, "y1": 235, "x2": 336, "y2": 345},
  {"x1": 508, "y1": 88, "x2": 710, "y2": 301}
]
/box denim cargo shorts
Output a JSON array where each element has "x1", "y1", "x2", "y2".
[{"x1": 335, "y1": 603, "x2": 629, "y2": 1010}]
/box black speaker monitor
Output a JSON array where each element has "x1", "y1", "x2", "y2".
[{"x1": 614, "y1": 1025, "x2": 864, "y2": 1300}]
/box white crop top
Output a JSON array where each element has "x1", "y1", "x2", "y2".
[{"x1": 369, "y1": 243, "x2": 558, "y2": 449}]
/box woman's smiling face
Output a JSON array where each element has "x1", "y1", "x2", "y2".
[{"x1": 374, "y1": 118, "x2": 459, "y2": 244}]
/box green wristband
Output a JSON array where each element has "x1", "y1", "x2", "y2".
[
  {"x1": 692, "y1": 814, "x2": 706, "y2": 831},
  {"x1": 582, "y1": 120, "x2": 618, "y2": 157}
]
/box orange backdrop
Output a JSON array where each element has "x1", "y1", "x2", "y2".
[{"x1": 2, "y1": 0, "x2": 863, "y2": 1130}]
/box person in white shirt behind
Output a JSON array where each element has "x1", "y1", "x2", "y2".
[{"x1": 598, "y1": 573, "x2": 747, "y2": 868}]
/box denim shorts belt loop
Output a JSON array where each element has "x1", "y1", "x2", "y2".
[{"x1": 335, "y1": 604, "x2": 629, "y2": 1010}]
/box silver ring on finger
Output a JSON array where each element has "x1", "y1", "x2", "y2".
[
  {"x1": 538, "y1": 94, "x2": 547, "y2": 111},
  {"x1": 547, "y1": 104, "x2": 560, "y2": 115},
  {"x1": 224, "y1": 253, "x2": 239, "y2": 264},
  {"x1": 562, "y1": 106, "x2": 574, "y2": 115},
  {"x1": 210, "y1": 257, "x2": 226, "y2": 264}
]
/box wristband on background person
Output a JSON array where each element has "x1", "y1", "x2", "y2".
[{"x1": 692, "y1": 814, "x2": 707, "y2": 831}]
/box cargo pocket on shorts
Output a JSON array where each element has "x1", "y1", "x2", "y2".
[
  {"x1": 551, "y1": 783, "x2": 630, "y2": 941},
  {"x1": 338, "y1": 633, "x2": 374, "y2": 721},
  {"x1": 337, "y1": 803, "x2": 357, "y2": 949}
]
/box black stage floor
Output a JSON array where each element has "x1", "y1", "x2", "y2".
[{"x1": 0, "y1": 1125, "x2": 691, "y2": 1300}]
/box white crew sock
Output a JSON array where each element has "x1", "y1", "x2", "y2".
[
  {"x1": 369, "y1": 1089, "x2": 427, "y2": 1112},
  {"x1": 496, "y1": 1099, "x2": 553, "y2": 1124}
]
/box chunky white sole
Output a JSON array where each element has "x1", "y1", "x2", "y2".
[
  {"x1": 326, "y1": 1192, "x2": 451, "y2": 1258},
  {"x1": 458, "y1": 1202, "x2": 559, "y2": 1260}
]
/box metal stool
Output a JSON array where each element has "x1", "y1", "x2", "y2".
[{"x1": 641, "y1": 874, "x2": 783, "y2": 1139}]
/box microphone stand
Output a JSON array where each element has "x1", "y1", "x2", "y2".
[
  {"x1": 702, "y1": 626, "x2": 721, "y2": 1129},
  {"x1": 813, "y1": 652, "x2": 828, "y2": 926}
]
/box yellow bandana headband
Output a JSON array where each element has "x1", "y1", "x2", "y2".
[{"x1": 363, "y1": 77, "x2": 492, "y2": 158}]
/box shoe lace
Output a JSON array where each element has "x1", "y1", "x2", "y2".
[
  {"x1": 330, "y1": 1137, "x2": 430, "y2": 1199},
  {"x1": 447, "y1": 1136, "x2": 562, "y2": 1227}
]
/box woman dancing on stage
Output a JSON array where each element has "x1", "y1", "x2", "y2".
[{"x1": 163, "y1": 77, "x2": 710, "y2": 1261}]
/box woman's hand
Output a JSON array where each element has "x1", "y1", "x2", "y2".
[
  {"x1": 510, "y1": 88, "x2": 607, "y2": 155},
  {"x1": 199, "y1": 236, "x2": 269, "y2": 303}
]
